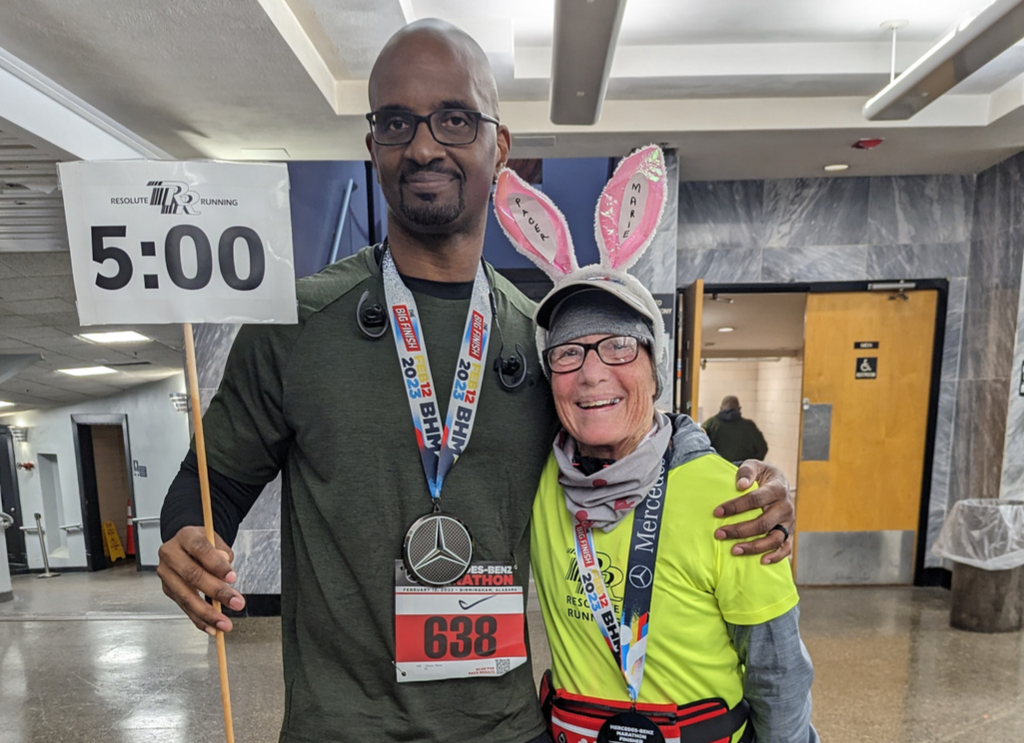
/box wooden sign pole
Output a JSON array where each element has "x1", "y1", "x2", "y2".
[{"x1": 183, "y1": 321, "x2": 236, "y2": 743}]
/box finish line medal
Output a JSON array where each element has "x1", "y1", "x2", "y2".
[
  {"x1": 382, "y1": 247, "x2": 492, "y2": 586},
  {"x1": 402, "y1": 507, "x2": 474, "y2": 586},
  {"x1": 597, "y1": 711, "x2": 665, "y2": 743}
]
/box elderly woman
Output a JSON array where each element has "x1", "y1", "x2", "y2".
[{"x1": 529, "y1": 283, "x2": 819, "y2": 743}]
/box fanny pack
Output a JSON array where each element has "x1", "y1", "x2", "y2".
[{"x1": 539, "y1": 670, "x2": 753, "y2": 743}]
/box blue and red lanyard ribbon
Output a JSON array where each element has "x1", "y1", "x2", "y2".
[
  {"x1": 572, "y1": 448, "x2": 670, "y2": 703},
  {"x1": 381, "y1": 249, "x2": 492, "y2": 502}
]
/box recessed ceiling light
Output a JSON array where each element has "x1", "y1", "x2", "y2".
[
  {"x1": 57, "y1": 366, "x2": 117, "y2": 377},
  {"x1": 0, "y1": 401, "x2": 15, "y2": 408},
  {"x1": 824, "y1": 164, "x2": 849, "y2": 172},
  {"x1": 78, "y1": 331, "x2": 152, "y2": 344},
  {"x1": 718, "y1": 326, "x2": 735, "y2": 333}
]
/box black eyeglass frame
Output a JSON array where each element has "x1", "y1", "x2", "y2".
[
  {"x1": 545, "y1": 335, "x2": 645, "y2": 374},
  {"x1": 365, "y1": 108, "x2": 500, "y2": 146}
]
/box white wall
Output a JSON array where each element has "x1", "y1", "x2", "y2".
[
  {"x1": 752, "y1": 357, "x2": 803, "y2": 487},
  {"x1": 5, "y1": 374, "x2": 189, "y2": 569},
  {"x1": 699, "y1": 357, "x2": 803, "y2": 487}
]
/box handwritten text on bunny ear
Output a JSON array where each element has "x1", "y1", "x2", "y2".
[
  {"x1": 617, "y1": 174, "x2": 650, "y2": 243},
  {"x1": 509, "y1": 194, "x2": 559, "y2": 263}
]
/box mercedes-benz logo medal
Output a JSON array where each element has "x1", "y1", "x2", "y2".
[{"x1": 403, "y1": 511, "x2": 474, "y2": 586}]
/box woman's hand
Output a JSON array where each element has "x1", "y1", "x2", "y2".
[{"x1": 714, "y1": 460, "x2": 794, "y2": 564}]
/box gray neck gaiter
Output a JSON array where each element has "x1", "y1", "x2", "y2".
[{"x1": 552, "y1": 411, "x2": 673, "y2": 532}]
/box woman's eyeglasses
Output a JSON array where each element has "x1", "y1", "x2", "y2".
[{"x1": 545, "y1": 336, "x2": 641, "y2": 374}]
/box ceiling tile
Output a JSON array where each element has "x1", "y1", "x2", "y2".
[
  {"x1": 0, "y1": 275, "x2": 76, "y2": 301},
  {"x1": 0, "y1": 315, "x2": 42, "y2": 329},
  {"x1": 0, "y1": 251, "x2": 73, "y2": 277},
  {"x1": 0, "y1": 298, "x2": 77, "y2": 315}
]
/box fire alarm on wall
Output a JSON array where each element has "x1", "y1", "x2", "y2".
[{"x1": 852, "y1": 138, "x2": 885, "y2": 150}]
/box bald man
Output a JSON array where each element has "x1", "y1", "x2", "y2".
[{"x1": 158, "y1": 20, "x2": 794, "y2": 742}]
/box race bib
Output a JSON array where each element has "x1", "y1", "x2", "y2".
[{"x1": 394, "y1": 560, "x2": 527, "y2": 682}]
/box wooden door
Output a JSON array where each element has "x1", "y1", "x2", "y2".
[
  {"x1": 795, "y1": 290, "x2": 937, "y2": 585},
  {"x1": 677, "y1": 279, "x2": 703, "y2": 418}
]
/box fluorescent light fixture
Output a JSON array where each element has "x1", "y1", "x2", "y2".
[
  {"x1": 824, "y1": 164, "x2": 850, "y2": 172},
  {"x1": 718, "y1": 326, "x2": 735, "y2": 333},
  {"x1": 78, "y1": 331, "x2": 152, "y2": 344},
  {"x1": 57, "y1": 366, "x2": 117, "y2": 377},
  {"x1": 550, "y1": 0, "x2": 627, "y2": 124},
  {"x1": 864, "y1": 0, "x2": 1024, "y2": 120},
  {"x1": 0, "y1": 401, "x2": 15, "y2": 408}
]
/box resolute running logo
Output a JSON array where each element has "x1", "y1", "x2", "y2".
[{"x1": 147, "y1": 180, "x2": 201, "y2": 215}]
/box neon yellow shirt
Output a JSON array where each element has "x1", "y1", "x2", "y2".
[{"x1": 531, "y1": 451, "x2": 799, "y2": 739}]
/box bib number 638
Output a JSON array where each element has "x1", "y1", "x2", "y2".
[{"x1": 423, "y1": 615, "x2": 497, "y2": 659}]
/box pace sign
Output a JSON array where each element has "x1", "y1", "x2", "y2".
[{"x1": 59, "y1": 161, "x2": 297, "y2": 325}]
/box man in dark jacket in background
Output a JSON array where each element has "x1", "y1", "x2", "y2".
[{"x1": 704, "y1": 395, "x2": 769, "y2": 463}]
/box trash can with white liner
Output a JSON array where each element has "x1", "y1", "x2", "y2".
[{"x1": 933, "y1": 499, "x2": 1024, "y2": 632}]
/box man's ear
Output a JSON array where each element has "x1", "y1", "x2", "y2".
[{"x1": 494, "y1": 124, "x2": 511, "y2": 176}]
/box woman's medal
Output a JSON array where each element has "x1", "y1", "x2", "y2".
[{"x1": 597, "y1": 711, "x2": 665, "y2": 743}]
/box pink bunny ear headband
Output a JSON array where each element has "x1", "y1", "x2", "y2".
[{"x1": 493, "y1": 145, "x2": 670, "y2": 386}]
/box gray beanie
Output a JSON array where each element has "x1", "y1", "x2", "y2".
[
  {"x1": 544, "y1": 290, "x2": 661, "y2": 398},
  {"x1": 547, "y1": 290, "x2": 655, "y2": 349}
]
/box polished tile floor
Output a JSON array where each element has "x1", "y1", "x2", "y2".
[{"x1": 2, "y1": 565, "x2": 1023, "y2": 742}]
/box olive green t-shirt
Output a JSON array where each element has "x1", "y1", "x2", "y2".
[{"x1": 202, "y1": 246, "x2": 558, "y2": 742}]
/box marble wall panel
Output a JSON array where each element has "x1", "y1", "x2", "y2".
[
  {"x1": 194, "y1": 321, "x2": 281, "y2": 594},
  {"x1": 966, "y1": 230, "x2": 1024, "y2": 295},
  {"x1": 868, "y1": 175, "x2": 974, "y2": 246},
  {"x1": 961, "y1": 231, "x2": 1023, "y2": 381},
  {"x1": 763, "y1": 178, "x2": 870, "y2": 248},
  {"x1": 950, "y1": 380, "x2": 1010, "y2": 503},
  {"x1": 231, "y1": 528, "x2": 282, "y2": 595},
  {"x1": 194, "y1": 324, "x2": 241, "y2": 393},
  {"x1": 958, "y1": 305, "x2": 1017, "y2": 382},
  {"x1": 676, "y1": 248, "x2": 762, "y2": 286},
  {"x1": 1002, "y1": 464, "x2": 1024, "y2": 500},
  {"x1": 865, "y1": 242, "x2": 969, "y2": 282},
  {"x1": 761, "y1": 246, "x2": 868, "y2": 283},
  {"x1": 678, "y1": 180, "x2": 762, "y2": 250},
  {"x1": 940, "y1": 278, "x2": 966, "y2": 382},
  {"x1": 972, "y1": 151, "x2": 1024, "y2": 239},
  {"x1": 924, "y1": 380, "x2": 958, "y2": 568}
]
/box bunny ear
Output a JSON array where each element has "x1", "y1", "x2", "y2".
[
  {"x1": 494, "y1": 168, "x2": 577, "y2": 280},
  {"x1": 594, "y1": 145, "x2": 668, "y2": 272}
]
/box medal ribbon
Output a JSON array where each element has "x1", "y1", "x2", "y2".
[
  {"x1": 572, "y1": 448, "x2": 670, "y2": 703},
  {"x1": 382, "y1": 250, "x2": 492, "y2": 501}
]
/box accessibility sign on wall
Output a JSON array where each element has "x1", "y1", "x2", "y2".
[{"x1": 855, "y1": 357, "x2": 878, "y2": 379}]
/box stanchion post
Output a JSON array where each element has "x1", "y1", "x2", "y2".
[
  {"x1": 33, "y1": 513, "x2": 60, "y2": 579},
  {"x1": 183, "y1": 322, "x2": 236, "y2": 743}
]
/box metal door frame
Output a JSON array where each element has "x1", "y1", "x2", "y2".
[
  {"x1": 0, "y1": 424, "x2": 27, "y2": 571},
  {"x1": 694, "y1": 279, "x2": 949, "y2": 587},
  {"x1": 70, "y1": 414, "x2": 136, "y2": 572}
]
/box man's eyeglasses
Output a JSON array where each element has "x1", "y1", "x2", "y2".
[
  {"x1": 545, "y1": 336, "x2": 642, "y2": 374},
  {"x1": 366, "y1": 109, "x2": 500, "y2": 146}
]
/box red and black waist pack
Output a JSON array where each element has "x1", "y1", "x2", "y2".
[{"x1": 539, "y1": 670, "x2": 753, "y2": 743}]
